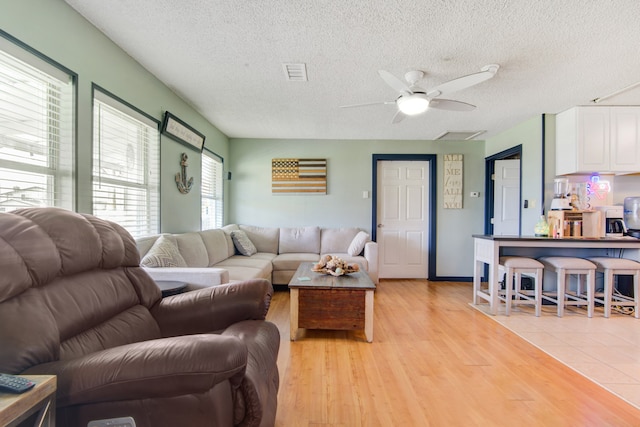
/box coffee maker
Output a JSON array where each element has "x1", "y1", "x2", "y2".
[
  {"x1": 550, "y1": 177, "x2": 572, "y2": 211},
  {"x1": 595, "y1": 205, "x2": 625, "y2": 237},
  {"x1": 624, "y1": 197, "x2": 640, "y2": 238}
]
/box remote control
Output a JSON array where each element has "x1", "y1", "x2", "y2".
[
  {"x1": 88, "y1": 417, "x2": 136, "y2": 427},
  {"x1": 0, "y1": 373, "x2": 35, "y2": 394}
]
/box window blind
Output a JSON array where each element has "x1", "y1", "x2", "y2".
[
  {"x1": 92, "y1": 89, "x2": 159, "y2": 238},
  {"x1": 0, "y1": 38, "x2": 74, "y2": 212},
  {"x1": 202, "y1": 150, "x2": 223, "y2": 229}
]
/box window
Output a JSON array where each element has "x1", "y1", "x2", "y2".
[
  {"x1": 201, "y1": 149, "x2": 223, "y2": 229},
  {"x1": 0, "y1": 34, "x2": 74, "y2": 212},
  {"x1": 92, "y1": 87, "x2": 159, "y2": 238}
]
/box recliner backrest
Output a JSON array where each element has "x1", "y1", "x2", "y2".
[{"x1": 0, "y1": 208, "x2": 162, "y2": 374}]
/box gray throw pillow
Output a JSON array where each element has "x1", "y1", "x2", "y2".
[
  {"x1": 231, "y1": 230, "x2": 257, "y2": 256},
  {"x1": 140, "y1": 235, "x2": 188, "y2": 267}
]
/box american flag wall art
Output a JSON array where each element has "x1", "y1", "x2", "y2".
[{"x1": 271, "y1": 158, "x2": 327, "y2": 194}]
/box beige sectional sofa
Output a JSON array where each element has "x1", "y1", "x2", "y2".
[{"x1": 136, "y1": 225, "x2": 378, "y2": 289}]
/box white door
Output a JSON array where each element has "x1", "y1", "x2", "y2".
[
  {"x1": 493, "y1": 159, "x2": 520, "y2": 235},
  {"x1": 376, "y1": 160, "x2": 430, "y2": 279}
]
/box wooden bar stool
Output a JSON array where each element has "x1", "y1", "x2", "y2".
[
  {"x1": 498, "y1": 256, "x2": 543, "y2": 316},
  {"x1": 539, "y1": 257, "x2": 596, "y2": 317},
  {"x1": 587, "y1": 257, "x2": 640, "y2": 318}
]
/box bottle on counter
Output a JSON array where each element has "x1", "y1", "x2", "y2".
[
  {"x1": 550, "y1": 222, "x2": 557, "y2": 238},
  {"x1": 534, "y1": 215, "x2": 549, "y2": 237}
]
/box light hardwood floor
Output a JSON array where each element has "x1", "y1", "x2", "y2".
[{"x1": 266, "y1": 279, "x2": 640, "y2": 426}]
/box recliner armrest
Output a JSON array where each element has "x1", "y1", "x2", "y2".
[
  {"x1": 152, "y1": 279, "x2": 274, "y2": 337},
  {"x1": 23, "y1": 334, "x2": 247, "y2": 407}
]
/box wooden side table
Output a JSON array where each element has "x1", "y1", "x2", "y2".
[
  {"x1": 0, "y1": 375, "x2": 56, "y2": 426},
  {"x1": 156, "y1": 280, "x2": 187, "y2": 297}
]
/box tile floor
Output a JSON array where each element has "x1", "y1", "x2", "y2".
[{"x1": 472, "y1": 302, "x2": 640, "y2": 410}]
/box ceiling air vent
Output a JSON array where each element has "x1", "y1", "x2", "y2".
[
  {"x1": 282, "y1": 63, "x2": 308, "y2": 81},
  {"x1": 435, "y1": 131, "x2": 485, "y2": 141}
]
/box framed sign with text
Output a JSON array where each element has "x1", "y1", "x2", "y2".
[
  {"x1": 161, "y1": 111, "x2": 205, "y2": 152},
  {"x1": 443, "y1": 154, "x2": 463, "y2": 209}
]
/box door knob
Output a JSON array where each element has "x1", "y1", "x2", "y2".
[{"x1": 377, "y1": 224, "x2": 383, "y2": 228}]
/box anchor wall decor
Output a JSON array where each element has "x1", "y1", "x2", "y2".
[{"x1": 175, "y1": 152, "x2": 194, "y2": 194}]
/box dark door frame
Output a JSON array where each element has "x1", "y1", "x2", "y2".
[
  {"x1": 484, "y1": 145, "x2": 523, "y2": 235},
  {"x1": 371, "y1": 154, "x2": 437, "y2": 280},
  {"x1": 484, "y1": 115, "x2": 548, "y2": 235}
]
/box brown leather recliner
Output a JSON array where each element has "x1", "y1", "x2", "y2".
[{"x1": 0, "y1": 208, "x2": 280, "y2": 427}]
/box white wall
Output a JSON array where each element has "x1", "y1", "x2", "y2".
[
  {"x1": 1, "y1": 0, "x2": 229, "y2": 233},
  {"x1": 229, "y1": 138, "x2": 486, "y2": 277},
  {"x1": 613, "y1": 174, "x2": 640, "y2": 204}
]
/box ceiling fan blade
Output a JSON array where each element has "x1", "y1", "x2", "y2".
[
  {"x1": 428, "y1": 98, "x2": 476, "y2": 111},
  {"x1": 378, "y1": 70, "x2": 412, "y2": 94},
  {"x1": 391, "y1": 110, "x2": 407, "y2": 124},
  {"x1": 339, "y1": 101, "x2": 394, "y2": 109},
  {"x1": 427, "y1": 64, "x2": 499, "y2": 97}
]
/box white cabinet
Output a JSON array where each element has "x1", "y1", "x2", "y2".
[
  {"x1": 556, "y1": 106, "x2": 640, "y2": 174},
  {"x1": 610, "y1": 107, "x2": 640, "y2": 172}
]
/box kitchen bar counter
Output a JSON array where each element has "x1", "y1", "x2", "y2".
[{"x1": 472, "y1": 234, "x2": 640, "y2": 314}]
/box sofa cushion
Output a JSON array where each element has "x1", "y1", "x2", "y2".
[
  {"x1": 173, "y1": 232, "x2": 209, "y2": 268},
  {"x1": 141, "y1": 235, "x2": 188, "y2": 268},
  {"x1": 239, "y1": 225, "x2": 279, "y2": 254},
  {"x1": 216, "y1": 255, "x2": 274, "y2": 281},
  {"x1": 221, "y1": 224, "x2": 239, "y2": 233},
  {"x1": 279, "y1": 227, "x2": 320, "y2": 254},
  {"x1": 231, "y1": 230, "x2": 257, "y2": 256},
  {"x1": 272, "y1": 253, "x2": 320, "y2": 271},
  {"x1": 348, "y1": 231, "x2": 370, "y2": 256},
  {"x1": 199, "y1": 229, "x2": 233, "y2": 265},
  {"x1": 220, "y1": 225, "x2": 238, "y2": 256},
  {"x1": 320, "y1": 228, "x2": 359, "y2": 254},
  {"x1": 136, "y1": 235, "x2": 160, "y2": 259}
]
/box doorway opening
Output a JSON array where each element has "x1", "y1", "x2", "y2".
[
  {"x1": 484, "y1": 145, "x2": 522, "y2": 235},
  {"x1": 372, "y1": 154, "x2": 437, "y2": 279}
]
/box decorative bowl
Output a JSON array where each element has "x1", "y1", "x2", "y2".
[
  {"x1": 312, "y1": 254, "x2": 360, "y2": 276},
  {"x1": 312, "y1": 266, "x2": 359, "y2": 276}
]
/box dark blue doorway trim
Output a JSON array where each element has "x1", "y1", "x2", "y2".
[
  {"x1": 484, "y1": 145, "x2": 523, "y2": 235},
  {"x1": 372, "y1": 154, "x2": 437, "y2": 280}
]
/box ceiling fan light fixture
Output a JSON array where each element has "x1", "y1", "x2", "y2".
[{"x1": 397, "y1": 93, "x2": 429, "y2": 115}]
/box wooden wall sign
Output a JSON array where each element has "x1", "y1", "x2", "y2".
[
  {"x1": 272, "y1": 158, "x2": 327, "y2": 194},
  {"x1": 443, "y1": 154, "x2": 463, "y2": 209}
]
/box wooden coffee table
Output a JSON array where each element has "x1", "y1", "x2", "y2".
[{"x1": 288, "y1": 262, "x2": 376, "y2": 342}]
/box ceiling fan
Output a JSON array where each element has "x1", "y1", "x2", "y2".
[{"x1": 341, "y1": 64, "x2": 500, "y2": 123}]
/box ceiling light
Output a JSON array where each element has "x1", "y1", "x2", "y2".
[{"x1": 397, "y1": 93, "x2": 429, "y2": 115}]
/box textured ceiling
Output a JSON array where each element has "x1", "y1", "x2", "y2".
[{"x1": 64, "y1": 0, "x2": 640, "y2": 141}]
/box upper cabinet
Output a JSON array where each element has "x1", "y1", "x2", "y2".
[{"x1": 556, "y1": 106, "x2": 640, "y2": 175}]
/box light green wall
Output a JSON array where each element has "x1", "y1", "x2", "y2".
[
  {"x1": 3, "y1": 0, "x2": 574, "y2": 277},
  {"x1": 1, "y1": 0, "x2": 229, "y2": 233},
  {"x1": 229, "y1": 138, "x2": 486, "y2": 277},
  {"x1": 484, "y1": 116, "x2": 545, "y2": 234}
]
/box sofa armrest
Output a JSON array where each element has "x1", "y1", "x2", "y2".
[
  {"x1": 364, "y1": 241, "x2": 379, "y2": 284},
  {"x1": 151, "y1": 279, "x2": 274, "y2": 337},
  {"x1": 23, "y1": 334, "x2": 247, "y2": 407},
  {"x1": 142, "y1": 267, "x2": 230, "y2": 288}
]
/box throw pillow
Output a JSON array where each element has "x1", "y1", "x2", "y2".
[
  {"x1": 231, "y1": 230, "x2": 257, "y2": 256},
  {"x1": 140, "y1": 235, "x2": 188, "y2": 267},
  {"x1": 347, "y1": 231, "x2": 369, "y2": 256}
]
